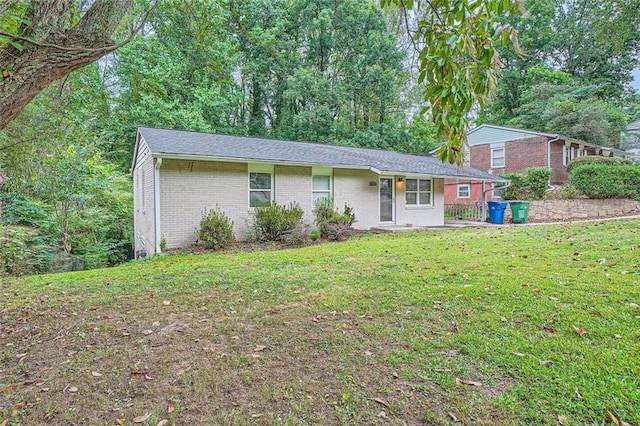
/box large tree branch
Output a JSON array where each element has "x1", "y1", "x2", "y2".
[{"x1": 0, "y1": 0, "x2": 157, "y2": 131}]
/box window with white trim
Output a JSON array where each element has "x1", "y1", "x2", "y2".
[
  {"x1": 312, "y1": 175, "x2": 331, "y2": 205},
  {"x1": 405, "y1": 178, "x2": 432, "y2": 206},
  {"x1": 491, "y1": 147, "x2": 505, "y2": 168},
  {"x1": 249, "y1": 170, "x2": 272, "y2": 207},
  {"x1": 457, "y1": 184, "x2": 470, "y2": 199}
]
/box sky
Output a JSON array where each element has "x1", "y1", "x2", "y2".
[{"x1": 633, "y1": 68, "x2": 640, "y2": 92}]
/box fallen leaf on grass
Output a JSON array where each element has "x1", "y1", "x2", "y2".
[
  {"x1": 377, "y1": 411, "x2": 387, "y2": 418},
  {"x1": 133, "y1": 413, "x2": 151, "y2": 423},
  {"x1": 607, "y1": 410, "x2": 620, "y2": 425},
  {"x1": 371, "y1": 397, "x2": 389, "y2": 407},
  {"x1": 1, "y1": 420, "x2": 8, "y2": 426},
  {"x1": 500, "y1": 317, "x2": 508, "y2": 323},
  {"x1": 558, "y1": 414, "x2": 568, "y2": 425},
  {"x1": 511, "y1": 352, "x2": 526, "y2": 357},
  {"x1": 91, "y1": 371, "x2": 102, "y2": 377},
  {"x1": 614, "y1": 334, "x2": 622, "y2": 339},
  {"x1": 116, "y1": 419, "x2": 125, "y2": 425},
  {"x1": 157, "y1": 421, "x2": 169, "y2": 426},
  {"x1": 448, "y1": 411, "x2": 459, "y2": 422},
  {"x1": 0, "y1": 384, "x2": 19, "y2": 394},
  {"x1": 451, "y1": 321, "x2": 460, "y2": 333},
  {"x1": 543, "y1": 325, "x2": 555, "y2": 333},
  {"x1": 254, "y1": 345, "x2": 267, "y2": 352},
  {"x1": 167, "y1": 403, "x2": 175, "y2": 413},
  {"x1": 455, "y1": 378, "x2": 482, "y2": 387},
  {"x1": 144, "y1": 375, "x2": 154, "y2": 381},
  {"x1": 539, "y1": 360, "x2": 554, "y2": 367},
  {"x1": 131, "y1": 371, "x2": 148, "y2": 376},
  {"x1": 251, "y1": 414, "x2": 263, "y2": 418},
  {"x1": 575, "y1": 388, "x2": 583, "y2": 399},
  {"x1": 572, "y1": 326, "x2": 587, "y2": 337},
  {"x1": 68, "y1": 386, "x2": 78, "y2": 393}
]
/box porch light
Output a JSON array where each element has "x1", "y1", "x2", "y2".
[{"x1": 396, "y1": 176, "x2": 405, "y2": 190}]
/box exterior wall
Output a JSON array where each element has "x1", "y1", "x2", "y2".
[
  {"x1": 333, "y1": 169, "x2": 380, "y2": 229},
  {"x1": 503, "y1": 199, "x2": 640, "y2": 223},
  {"x1": 467, "y1": 125, "x2": 548, "y2": 146},
  {"x1": 159, "y1": 159, "x2": 248, "y2": 249},
  {"x1": 132, "y1": 139, "x2": 156, "y2": 257},
  {"x1": 444, "y1": 180, "x2": 494, "y2": 205},
  {"x1": 470, "y1": 136, "x2": 548, "y2": 175},
  {"x1": 395, "y1": 177, "x2": 445, "y2": 227},
  {"x1": 274, "y1": 165, "x2": 313, "y2": 224}
]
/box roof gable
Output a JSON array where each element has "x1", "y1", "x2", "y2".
[
  {"x1": 467, "y1": 124, "x2": 557, "y2": 146},
  {"x1": 135, "y1": 127, "x2": 504, "y2": 181}
]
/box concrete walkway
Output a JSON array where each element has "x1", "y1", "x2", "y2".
[{"x1": 370, "y1": 215, "x2": 640, "y2": 233}]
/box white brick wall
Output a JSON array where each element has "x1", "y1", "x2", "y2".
[
  {"x1": 132, "y1": 139, "x2": 156, "y2": 257},
  {"x1": 141, "y1": 159, "x2": 448, "y2": 250}
]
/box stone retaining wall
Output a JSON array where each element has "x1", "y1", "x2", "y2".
[{"x1": 502, "y1": 199, "x2": 640, "y2": 223}]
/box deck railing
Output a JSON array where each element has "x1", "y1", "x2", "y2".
[{"x1": 444, "y1": 203, "x2": 484, "y2": 222}]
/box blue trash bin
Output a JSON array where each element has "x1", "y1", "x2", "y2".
[{"x1": 487, "y1": 201, "x2": 508, "y2": 224}]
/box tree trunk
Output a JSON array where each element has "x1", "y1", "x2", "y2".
[{"x1": 0, "y1": 0, "x2": 134, "y2": 130}]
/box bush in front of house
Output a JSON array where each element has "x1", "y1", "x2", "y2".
[
  {"x1": 498, "y1": 167, "x2": 552, "y2": 200},
  {"x1": 565, "y1": 155, "x2": 631, "y2": 174},
  {"x1": 252, "y1": 202, "x2": 306, "y2": 243},
  {"x1": 570, "y1": 164, "x2": 640, "y2": 199},
  {"x1": 314, "y1": 198, "x2": 355, "y2": 241},
  {"x1": 198, "y1": 207, "x2": 235, "y2": 250}
]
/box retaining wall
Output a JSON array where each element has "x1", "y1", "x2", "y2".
[{"x1": 502, "y1": 199, "x2": 640, "y2": 223}]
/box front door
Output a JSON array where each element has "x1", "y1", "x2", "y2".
[{"x1": 379, "y1": 177, "x2": 394, "y2": 223}]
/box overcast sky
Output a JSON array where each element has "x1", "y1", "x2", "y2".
[{"x1": 633, "y1": 68, "x2": 640, "y2": 92}]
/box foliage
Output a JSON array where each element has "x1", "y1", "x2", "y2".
[
  {"x1": 198, "y1": 208, "x2": 236, "y2": 250},
  {"x1": 570, "y1": 164, "x2": 640, "y2": 199},
  {"x1": 0, "y1": 225, "x2": 47, "y2": 276},
  {"x1": 499, "y1": 167, "x2": 552, "y2": 200},
  {"x1": 251, "y1": 202, "x2": 306, "y2": 242},
  {"x1": 314, "y1": 198, "x2": 355, "y2": 240},
  {"x1": 381, "y1": 0, "x2": 523, "y2": 164},
  {"x1": 558, "y1": 185, "x2": 582, "y2": 199},
  {"x1": 2, "y1": 220, "x2": 640, "y2": 424},
  {"x1": 565, "y1": 155, "x2": 632, "y2": 174}
]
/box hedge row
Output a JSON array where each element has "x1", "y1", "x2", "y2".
[{"x1": 570, "y1": 164, "x2": 640, "y2": 199}]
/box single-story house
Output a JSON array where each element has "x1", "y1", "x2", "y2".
[
  {"x1": 132, "y1": 127, "x2": 503, "y2": 256},
  {"x1": 444, "y1": 124, "x2": 631, "y2": 205}
]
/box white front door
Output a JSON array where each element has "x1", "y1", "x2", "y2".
[{"x1": 379, "y1": 177, "x2": 394, "y2": 223}]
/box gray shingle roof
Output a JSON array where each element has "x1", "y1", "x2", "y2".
[{"x1": 137, "y1": 127, "x2": 504, "y2": 181}]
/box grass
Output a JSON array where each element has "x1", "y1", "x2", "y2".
[{"x1": 1, "y1": 219, "x2": 639, "y2": 425}]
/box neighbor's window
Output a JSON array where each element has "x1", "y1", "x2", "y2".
[
  {"x1": 457, "y1": 184, "x2": 470, "y2": 199},
  {"x1": 405, "y1": 178, "x2": 432, "y2": 206},
  {"x1": 491, "y1": 147, "x2": 505, "y2": 168},
  {"x1": 312, "y1": 175, "x2": 331, "y2": 205},
  {"x1": 249, "y1": 172, "x2": 272, "y2": 207}
]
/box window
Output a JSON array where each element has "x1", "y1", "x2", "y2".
[
  {"x1": 312, "y1": 175, "x2": 331, "y2": 205},
  {"x1": 491, "y1": 182, "x2": 505, "y2": 199},
  {"x1": 563, "y1": 146, "x2": 570, "y2": 166},
  {"x1": 405, "y1": 178, "x2": 432, "y2": 206},
  {"x1": 249, "y1": 172, "x2": 272, "y2": 207},
  {"x1": 457, "y1": 184, "x2": 470, "y2": 199},
  {"x1": 491, "y1": 147, "x2": 505, "y2": 168}
]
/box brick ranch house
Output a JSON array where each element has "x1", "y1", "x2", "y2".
[
  {"x1": 444, "y1": 124, "x2": 630, "y2": 205},
  {"x1": 132, "y1": 127, "x2": 503, "y2": 257}
]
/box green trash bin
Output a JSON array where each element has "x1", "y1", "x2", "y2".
[{"x1": 509, "y1": 201, "x2": 530, "y2": 224}]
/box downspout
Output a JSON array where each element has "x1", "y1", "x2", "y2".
[
  {"x1": 482, "y1": 180, "x2": 511, "y2": 222},
  {"x1": 548, "y1": 136, "x2": 560, "y2": 191},
  {"x1": 154, "y1": 158, "x2": 163, "y2": 255}
]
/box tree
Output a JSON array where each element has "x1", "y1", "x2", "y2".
[
  {"x1": 0, "y1": 0, "x2": 156, "y2": 131},
  {"x1": 379, "y1": 0, "x2": 524, "y2": 164}
]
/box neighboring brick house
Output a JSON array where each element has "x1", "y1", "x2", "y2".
[
  {"x1": 444, "y1": 124, "x2": 629, "y2": 205},
  {"x1": 132, "y1": 127, "x2": 503, "y2": 256}
]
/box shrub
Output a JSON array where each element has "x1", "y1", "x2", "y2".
[
  {"x1": 558, "y1": 185, "x2": 582, "y2": 199},
  {"x1": 0, "y1": 226, "x2": 43, "y2": 276},
  {"x1": 198, "y1": 208, "x2": 235, "y2": 250},
  {"x1": 498, "y1": 167, "x2": 552, "y2": 200},
  {"x1": 570, "y1": 164, "x2": 640, "y2": 199},
  {"x1": 252, "y1": 202, "x2": 306, "y2": 242},
  {"x1": 314, "y1": 198, "x2": 356, "y2": 241},
  {"x1": 566, "y1": 155, "x2": 631, "y2": 174}
]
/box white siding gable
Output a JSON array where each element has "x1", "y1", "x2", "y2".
[{"x1": 468, "y1": 124, "x2": 555, "y2": 146}]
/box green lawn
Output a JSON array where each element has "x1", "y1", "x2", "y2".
[{"x1": 1, "y1": 219, "x2": 639, "y2": 425}]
